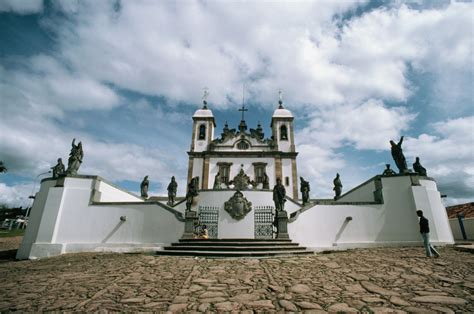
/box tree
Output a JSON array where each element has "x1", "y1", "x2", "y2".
[{"x1": 0, "y1": 161, "x2": 6, "y2": 173}]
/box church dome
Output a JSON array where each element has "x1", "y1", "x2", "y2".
[
  {"x1": 272, "y1": 101, "x2": 293, "y2": 118},
  {"x1": 193, "y1": 107, "x2": 214, "y2": 118}
]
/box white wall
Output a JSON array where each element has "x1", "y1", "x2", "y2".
[
  {"x1": 338, "y1": 179, "x2": 377, "y2": 202},
  {"x1": 449, "y1": 218, "x2": 474, "y2": 240},
  {"x1": 18, "y1": 174, "x2": 454, "y2": 259},
  {"x1": 288, "y1": 176, "x2": 454, "y2": 250},
  {"x1": 17, "y1": 177, "x2": 183, "y2": 259},
  {"x1": 97, "y1": 180, "x2": 143, "y2": 202}
]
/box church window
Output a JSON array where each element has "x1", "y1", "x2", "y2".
[
  {"x1": 280, "y1": 125, "x2": 288, "y2": 140},
  {"x1": 237, "y1": 140, "x2": 249, "y2": 150},
  {"x1": 253, "y1": 163, "x2": 267, "y2": 184},
  {"x1": 198, "y1": 124, "x2": 206, "y2": 140},
  {"x1": 217, "y1": 162, "x2": 232, "y2": 184}
]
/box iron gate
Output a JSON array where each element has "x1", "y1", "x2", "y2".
[
  {"x1": 198, "y1": 205, "x2": 219, "y2": 238},
  {"x1": 254, "y1": 206, "x2": 275, "y2": 239}
]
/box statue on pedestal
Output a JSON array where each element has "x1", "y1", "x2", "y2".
[
  {"x1": 390, "y1": 136, "x2": 408, "y2": 174},
  {"x1": 51, "y1": 158, "x2": 65, "y2": 178},
  {"x1": 213, "y1": 172, "x2": 221, "y2": 190},
  {"x1": 262, "y1": 172, "x2": 270, "y2": 189},
  {"x1": 185, "y1": 177, "x2": 199, "y2": 212},
  {"x1": 413, "y1": 157, "x2": 427, "y2": 176},
  {"x1": 333, "y1": 173, "x2": 342, "y2": 200},
  {"x1": 382, "y1": 164, "x2": 396, "y2": 176},
  {"x1": 140, "y1": 176, "x2": 149, "y2": 198},
  {"x1": 300, "y1": 177, "x2": 310, "y2": 204},
  {"x1": 167, "y1": 176, "x2": 178, "y2": 205},
  {"x1": 66, "y1": 138, "x2": 83, "y2": 176},
  {"x1": 273, "y1": 177, "x2": 286, "y2": 211}
]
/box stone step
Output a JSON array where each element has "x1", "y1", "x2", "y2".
[
  {"x1": 157, "y1": 238, "x2": 311, "y2": 257},
  {"x1": 178, "y1": 238, "x2": 292, "y2": 243},
  {"x1": 156, "y1": 249, "x2": 313, "y2": 258},
  {"x1": 175, "y1": 240, "x2": 298, "y2": 247},
  {"x1": 164, "y1": 245, "x2": 306, "y2": 251}
]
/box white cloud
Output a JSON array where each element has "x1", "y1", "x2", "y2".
[
  {"x1": 296, "y1": 99, "x2": 416, "y2": 151},
  {"x1": 0, "y1": 182, "x2": 34, "y2": 208},
  {"x1": 404, "y1": 116, "x2": 474, "y2": 199},
  {"x1": 0, "y1": 0, "x2": 43, "y2": 14}
]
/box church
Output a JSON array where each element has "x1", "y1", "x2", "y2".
[
  {"x1": 188, "y1": 96, "x2": 298, "y2": 198},
  {"x1": 16, "y1": 93, "x2": 455, "y2": 259}
]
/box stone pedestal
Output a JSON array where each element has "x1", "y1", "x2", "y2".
[
  {"x1": 276, "y1": 210, "x2": 290, "y2": 239},
  {"x1": 182, "y1": 211, "x2": 198, "y2": 239}
]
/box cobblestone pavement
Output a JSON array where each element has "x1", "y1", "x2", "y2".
[{"x1": 0, "y1": 242, "x2": 472, "y2": 312}]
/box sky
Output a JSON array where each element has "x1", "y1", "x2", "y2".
[{"x1": 0, "y1": 0, "x2": 473, "y2": 208}]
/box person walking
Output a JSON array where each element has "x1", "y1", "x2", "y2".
[{"x1": 417, "y1": 210, "x2": 440, "y2": 258}]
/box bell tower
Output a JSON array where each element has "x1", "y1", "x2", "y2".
[
  {"x1": 188, "y1": 90, "x2": 216, "y2": 188},
  {"x1": 271, "y1": 91, "x2": 298, "y2": 199}
]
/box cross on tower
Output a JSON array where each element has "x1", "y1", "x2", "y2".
[{"x1": 238, "y1": 104, "x2": 248, "y2": 121}]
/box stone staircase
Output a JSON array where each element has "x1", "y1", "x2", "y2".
[{"x1": 156, "y1": 238, "x2": 313, "y2": 257}]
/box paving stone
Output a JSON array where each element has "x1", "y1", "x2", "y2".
[
  {"x1": 199, "y1": 297, "x2": 227, "y2": 303},
  {"x1": 390, "y1": 296, "x2": 410, "y2": 306},
  {"x1": 214, "y1": 301, "x2": 240, "y2": 311},
  {"x1": 197, "y1": 302, "x2": 210, "y2": 312},
  {"x1": 289, "y1": 283, "x2": 312, "y2": 294},
  {"x1": 362, "y1": 296, "x2": 385, "y2": 303},
  {"x1": 230, "y1": 293, "x2": 260, "y2": 302},
  {"x1": 198, "y1": 291, "x2": 226, "y2": 298},
  {"x1": 295, "y1": 301, "x2": 323, "y2": 309},
  {"x1": 411, "y1": 295, "x2": 468, "y2": 305},
  {"x1": 327, "y1": 302, "x2": 358, "y2": 312},
  {"x1": 167, "y1": 303, "x2": 188, "y2": 312},
  {"x1": 279, "y1": 299, "x2": 298, "y2": 311},
  {"x1": 245, "y1": 300, "x2": 275, "y2": 309},
  {"x1": 360, "y1": 281, "x2": 400, "y2": 296},
  {"x1": 430, "y1": 306, "x2": 455, "y2": 313},
  {"x1": 368, "y1": 306, "x2": 406, "y2": 313}
]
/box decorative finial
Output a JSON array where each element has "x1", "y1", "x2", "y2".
[
  {"x1": 278, "y1": 89, "x2": 284, "y2": 108},
  {"x1": 202, "y1": 87, "x2": 209, "y2": 109}
]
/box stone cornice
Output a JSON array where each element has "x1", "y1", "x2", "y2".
[{"x1": 187, "y1": 151, "x2": 298, "y2": 158}]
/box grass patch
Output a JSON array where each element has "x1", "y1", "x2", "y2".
[{"x1": 0, "y1": 229, "x2": 25, "y2": 238}]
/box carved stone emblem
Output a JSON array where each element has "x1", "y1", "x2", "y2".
[
  {"x1": 231, "y1": 168, "x2": 250, "y2": 190},
  {"x1": 224, "y1": 191, "x2": 252, "y2": 220}
]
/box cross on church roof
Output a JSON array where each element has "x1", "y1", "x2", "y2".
[{"x1": 238, "y1": 104, "x2": 248, "y2": 121}]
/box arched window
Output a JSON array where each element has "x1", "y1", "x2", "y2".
[
  {"x1": 237, "y1": 141, "x2": 249, "y2": 150},
  {"x1": 280, "y1": 125, "x2": 288, "y2": 140},
  {"x1": 198, "y1": 124, "x2": 206, "y2": 140}
]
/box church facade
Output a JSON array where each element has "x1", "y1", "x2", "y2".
[{"x1": 188, "y1": 99, "x2": 299, "y2": 199}]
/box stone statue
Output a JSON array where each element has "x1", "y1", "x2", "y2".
[
  {"x1": 382, "y1": 164, "x2": 396, "y2": 176},
  {"x1": 185, "y1": 177, "x2": 199, "y2": 212},
  {"x1": 390, "y1": 136, "x2": 408, "y2": 174},
  {"x1": 413, "y1": 157, "x2": 427, "y2": 176},
  {"x1": 167, "y1": 176, "x2": 178, "y2": 205},
  {"x1": 51, "y1": 158, "x2": 65, "y2": 178},
  {"x1": 213, "y1": 172, "x2": 221, "y2": 190},
  {"x1": 66, "y1": 138, "x2": 83, "y2": 176},
  {"x1": 273, "y1": 178, "x2": 286, "y2": 211},
  {"x1": 300, "y1": 177, "x2": 310, "y2": 204},
  {"x1": 333, "y1": 173, "x2": 342, "y2": 200},
  {"x1": 140, "y1": 176, "x2": 149, "y2": 198},
  {"x1": 262, "y1": 172, "x2": 270, "y2": 189}
]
